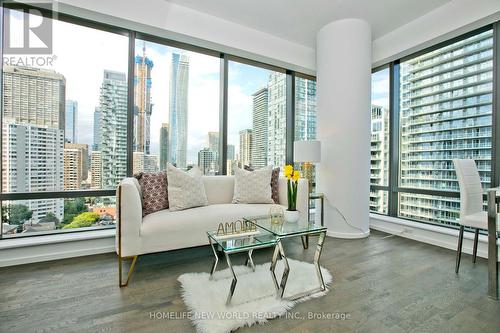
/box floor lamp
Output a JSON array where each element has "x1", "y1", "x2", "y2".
[
  {"x1": 293, "y1": 140, "x2": 321, "y2": 194},
  {"x1": 294, "y1": 140, "x2": 322, "y2": 248}
]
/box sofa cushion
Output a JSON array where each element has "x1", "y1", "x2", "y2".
[
  {"x1": 245, "y1": 166, "x2": 280, "y2": 204},
  {"x1": 134, "y1": 171, "x2": 168, "y2": 217},
  {"x1": 203, "y1": 176, "x2": 234, "y2": 204},
  {"x1": 140, "y1": 203, "x2": 285, "y2": 253},
  {"x1": 167, "y1": 164, "x2": 208, "y2": 211},
  {"x1": 232, "y1": 166, "x2": 274, "y2": 204}
]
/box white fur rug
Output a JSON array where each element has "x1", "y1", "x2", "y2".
[{"x1": 178, "y1": 258, "x2": 332, "y2": 333}]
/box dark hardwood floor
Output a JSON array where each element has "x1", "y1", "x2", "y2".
[{"x1": 1, "y1": 230, "x2": 499, "y2": 333}]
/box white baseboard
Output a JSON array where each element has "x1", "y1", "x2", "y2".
[
  {"x1": 1, "y1": 215, "x2": 496, "y2": 267},
  {"x1": 370, "y1": 214, "x2": 498, "y2": 260},
  {"x1": 327, "y1": 229, "x2": 370, "y2": 239},
  {"x1": 0, "y1": 230, "x2": 116, "y2": 267}
]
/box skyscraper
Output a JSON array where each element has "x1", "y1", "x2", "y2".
[
  {"x1": 134, "y1": 45, "x2": 154, "y2": 154},
  {"x1": 369, "y1": 105, "x2": 390, "y2": 214},
  {"x1": 227, "y1": 144, "x2": 235, "y2": 160},
  {"x1": 93, "y1": 107, "x2": 102, "y2": 151},
  {"x1": 2, "y1": 66, "x2": 65, "y2": 130},
  {"x1": 64, "y1": 147, "x2": 82, "y2": 190},
  {"x1": 169, "y1": 53, "x2": 189, "y2": 168},
  {"x1": 65, "y1": 100, "x2": 78, "y2": 143},
  {"x1": 145, "y1": 154, "x2": 159, "y2": 173},
  {"x1": 65, "y1": 143, "x2": 89, "y2": 181},
  {"x1": 239, "y1": 129, "x2": 252, "y2": 168},
  {"x1": 208, "y1": 131, "x2": 219, "y2": 172},
  {"x1": 226, "y1": 144, "x2": 236, "y2": 175},
  {"x1": 99, "y1": 70, "x2": 128, "y2": 189},
  {"x1": 198, "y1": 148, "x2": 216, "y2": 175},
  {"x1": 1, "y1": 65, "x2": 65, "y2": 224},
  {"x1": 133, "y1": 152, "x2": 144, "y2": 175},
  {"x1": 398, "y1": 29, "x2": 493, "y2": 226},
  {"x1": 2, "y1": 123, "x2": 65, "y2": 222},
  {"x1": 91, "y1": 151, "x2": 102, "y2": 189},
  {"x1": 295, "y1": 77, "x2": 317, "y2": 140},
  {"x1": 208, "y1": 132, "x2": 219, "y2": 152},
  {"x1": 159, "y1": 123, "x2": 169, "y2": 171},
  {"x1": 251, "y1": 87, "x2": 268, "y2": 168},
  {"x1": 267, "y1": 73, "x2": 287, "y2": 167}
]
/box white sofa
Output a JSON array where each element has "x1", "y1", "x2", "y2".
[{"x1": 115, "y1": 175, "x2": 308, "y2": 286}]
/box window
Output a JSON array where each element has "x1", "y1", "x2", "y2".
[
  {"x1": 370, "y1": 67, "x2": 390, "y2": 214},
  {"x1": 1, "y1": 7, "x2": 128, "y2": 236},
  {"x1": 294, "y1": 76, "x2": 317, "y2": 190},
  {"x1": 2, "y1": 197, "x2": 116, "y2": 236},
  {"x1": 0, "y1": 3, "x2": 312, "y2": 239},
  {"x1": 398, "y1": 29, "x2": 493, "y2": 227},
  {"x1": 294, "y1": 77, "x2": 317, "y2": 141},
  {"x1": 132, "y1": 40, "x2": 220, "y2": 175},
  {"x1": 227, "y1": 61, "x2": 286, "y2": 174}
]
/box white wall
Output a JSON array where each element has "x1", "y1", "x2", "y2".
[
  {"x1": 54, "y1": 0, "x2": 315, "y2": 74},
  {"x1": 373, "y1": 0, "x2": 500, "y2": 67}
]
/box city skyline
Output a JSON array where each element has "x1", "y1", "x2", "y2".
[{"x1": 0, "y1": 9, "x2": 317, "y2": 234}]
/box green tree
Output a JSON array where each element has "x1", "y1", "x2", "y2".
[
  {"x1": 39, "y1": 212, "x2": 59, "y2": 224},
  {"x1": 62, "y1": 212, "x2": 100, "y2": 229},
  {"x1": 62, "y1": 198, "x2": 88, "y2": 225},
  {"x1": 3, "y1": 204, "x2": 33, "y2": 225}
]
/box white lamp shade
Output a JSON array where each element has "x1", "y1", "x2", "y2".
[{"x1": 294, "y1": 140, "x2": 321, "y2": 162}]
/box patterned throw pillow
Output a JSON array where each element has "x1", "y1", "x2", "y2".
[
  {"x1": 244, "y1": 166, "x2": 280, "y2": 204},
  {"x1": 167, "y1": 164, "x2": 209, "y2": 211},
  {"x1": 232, "y1": 166, "x2": 274, "y2": 204},
  {"x1": 134, "y1": 171, "x2": 168, "y2": 217}
]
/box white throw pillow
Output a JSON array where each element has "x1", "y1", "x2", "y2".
[
  {"x1": 232, "y1": 166, "x2": 274, "y2": 204},
  {"x1": 167, "y1": 164, "x2": 208, "y2": 211}
]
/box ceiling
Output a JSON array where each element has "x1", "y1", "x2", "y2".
[{"x1": 165, "y1": 0, "x2": 452, "y2": 48}]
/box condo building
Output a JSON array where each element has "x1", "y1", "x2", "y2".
[
  {"x1": 159, "y1": 123, "x2": 169, "y2": 171},
  {"x1": 267, "y1": 73, "x2": 287, "y2": 167},
  {"x1": 198, "y1": 148, "x2": 216, "y2": 175},
  {"x1": 65, "y1": 100, "x2": 78, "y2": 143},
  {"x1": 250, "y1": 87, "x2": 268, "y2": 168},
  {"x1": 134, "y1": 46, "x2": 154, "y2": 155},
  {"x1": 99, "y1": 70, "x2": 128, "y2": 189},
  {"x1": 398, "y1": 29, "x2": 494, "y2": 226},
  {"x1": 2, "y1": 66, "x2": 65, "y2": 130},
  {"x1": 239, "y1": 129, "x2": 252, "y2": 168},
  {"x1": 93, "y1": 107, "x2": 102, "y2": 151},
  {"x1": 1, "y1": 65, "x2": 66, "y2": 224},
  {"x1": 90, "y1": 151, "x2": 102, "y2": 189},
  {"x1": 64, "y1": 147, "x2": 82, "y2": 190},
  {"x1": 369, "y1": 105, "x2": 390, "y2": 214},
  {"x1": 169, "y1": 53, "x2": 189, "y2": 168},
  {"x1": 295, "y1": 77, "x2": 317, "y2": 140}
]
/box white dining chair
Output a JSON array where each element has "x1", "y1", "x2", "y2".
[{"x1": 453, "y1": 159, "x2": 500, "y2": 273}]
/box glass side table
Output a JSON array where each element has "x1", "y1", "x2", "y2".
[
  {"x1": 206, "y1": 229, "x2": 277, "y2": 305},
  {"x1": 245, "y1": 215, "x2": 328, "y2": 300},
  {"x1": 309, "y1": 192, "x2": 324, "y2": 226}
]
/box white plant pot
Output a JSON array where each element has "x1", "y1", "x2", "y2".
[{"x1": 284, "y1": 210, "x2": 300, "y2": 223}]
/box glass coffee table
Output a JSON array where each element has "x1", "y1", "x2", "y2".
[
  {"x1": 207, "y1": 228, "x2": 277, "y2": 305},
  {"x1": 244, "y1": 215, "x2": 328, "y2": 300}
]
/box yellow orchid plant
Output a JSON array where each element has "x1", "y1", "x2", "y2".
[{"x1": 284, "y1": 165, "x2": 300, "y2": 211}]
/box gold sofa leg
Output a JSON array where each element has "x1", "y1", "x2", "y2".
[{"x1": 119, "y1": 255, "x2": 138, "y2": 287}]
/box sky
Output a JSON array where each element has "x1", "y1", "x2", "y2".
[
  {"x1": 6, "y1": 9, "x2": 276, "y2": 165},
  {"x1": 371, "y1": 68, "x2": 390, "y2": 109}
]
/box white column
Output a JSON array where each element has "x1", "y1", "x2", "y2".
[{"x1": 316, "y1": 19, "x2": 371, "y2": 238}]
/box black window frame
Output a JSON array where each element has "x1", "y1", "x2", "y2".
[
  {"x1": 0, "y1": 2, "x2": 316, "y2": 239},
  {"x1": 370, "y1": 22, "x2": 500, "y2": 230}
]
